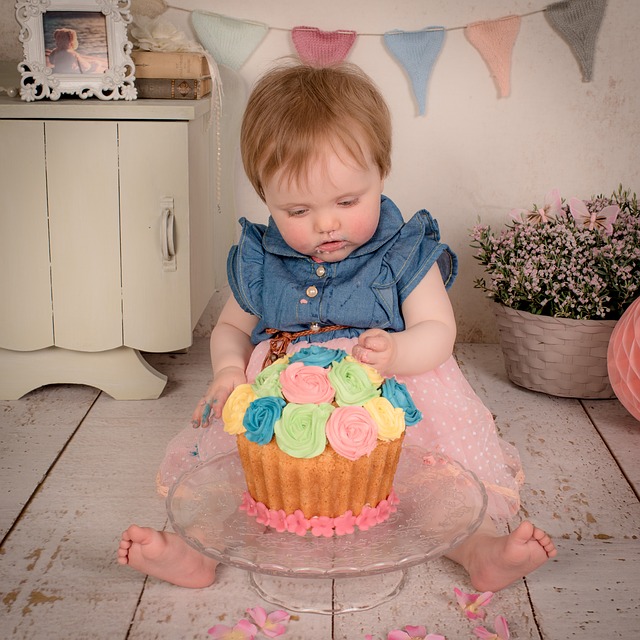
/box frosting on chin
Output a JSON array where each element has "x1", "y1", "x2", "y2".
[{"x1": 325, "y1": 406, "x2": 378, "y2": 461}]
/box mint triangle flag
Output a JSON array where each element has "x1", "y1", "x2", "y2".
[
  {"x1": 545, "y1": 0, "x2": 607, "y2": 82},
  {"x1": 191, "y1": 11, "x2": 268, "y2": 71},
  {"x1": 384, "y1": 27, "x2": 445, "y2": 116},
  {"x1": 465, "y1": 15, "x2": 521, "y2": 98},
  {"x1": 292, "y1": 26, "x2": 357, "y2": 67}
]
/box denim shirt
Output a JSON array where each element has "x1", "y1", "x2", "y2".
[{"x1": 228, "y1": 195, "x2": 458, "y2": 345}]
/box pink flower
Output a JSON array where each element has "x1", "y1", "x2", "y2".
[
  {"x1": 387, "y1": 625, "x2": 445, "y2": 640},
  {"x1": 375, "y1": 499, "x2": 391, "y2": 523},
  {"x1": 246, "y1": 607, "x2": 290, "y2": 638},
  {"x1": 310, "y1": 516, "x2": 335, "y2": 537},
  {"x1": 268, "y1": 509, "x2": 287, "y2": 533},
  {"x1": 473, "y1": 616, "x2": 510, "y2": 640},
  {"x1": 285, "y1": 510, "x2": 310, "y2": 536},
  {"x1": 388, "y1": 489, "x2": 400, "y2": 508},
  {"x1": 355, "y1": 506, "x2": 379, "y2": 531},
  {"x1": 454, "y1": 588, "x2": 494, "y2": 620},
  {"x1": 208, "y1": 619, "x2": 257, "y2": 639},
  {"x1": 239, "y1": 492, "x2": 257, "y2": 516},
  {"x1": 256, "y1": 502, "x2": 270, "y2": 526},
  {"x1": 334, "y1": 511, "x2": 357, "y2": 536}
]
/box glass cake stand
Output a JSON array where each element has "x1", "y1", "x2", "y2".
[{"x1": 167, "y1": 446, "x2": 487, "y2": 613}]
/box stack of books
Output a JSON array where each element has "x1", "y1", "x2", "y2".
[{"x1": 132, "y1": 50, "x2": 212, "y2": 100}]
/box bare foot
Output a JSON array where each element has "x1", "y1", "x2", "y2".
[
  {"x1": 466, "y1": 521, "x2": 557, "y2": 592},
  {"x1": 117, "y1": 524, "x2": 217, "y2": 588}
]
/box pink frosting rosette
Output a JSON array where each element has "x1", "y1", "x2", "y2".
[
  {"x1": 325, "y1": 406, "x2": 378, "y2": 461},
  {"x1": 279, "y1": 361, "x2": 335, "y2": 404}
]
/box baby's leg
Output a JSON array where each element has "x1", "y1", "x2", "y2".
[
  {"x1": 445, "y1": 517, "x2": 556, "y2": 592},
  {"x1": 117, "y1": 524, "x2": 217, "y2": 588}
]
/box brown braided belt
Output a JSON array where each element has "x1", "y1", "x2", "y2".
[{"x1": 263, "y1": 325, "x2": 348, "y2": 369}]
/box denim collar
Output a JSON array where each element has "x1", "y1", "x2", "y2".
[{"x1": 262, "y1": 195, "x2": 404, "y2": 259}]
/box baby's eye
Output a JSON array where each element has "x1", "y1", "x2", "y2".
[
  {"x1": 338, "y1": 198, "x2": 358, "y2": 208},
  {"x1": 288, "y1": 208, "x2": 308, "y2": 217}
]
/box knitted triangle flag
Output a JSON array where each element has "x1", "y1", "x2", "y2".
[
  {"x1": 465, "y1": 15, "x2": 521, "y2": 98},
  {"x1": 291, "y1": 26, "x2": 357, "y2": 67},
  {"x1": 383, "y1": 27, "x2": 445, "y2": 116},
  {"x1": 191, "y1": 11, "x2": 268, "y2": 71},
  {"x1": 545, "y1": 0, "x2": 607, "y2": 82}
]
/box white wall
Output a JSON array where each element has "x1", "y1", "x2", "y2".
[{"x1": 3, "y1": 0, "x2": 639, "y2": 341}]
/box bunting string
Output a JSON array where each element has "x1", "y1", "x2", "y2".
[{"x1": 148, "y1": 0, "x2": 608, "y2": 115}]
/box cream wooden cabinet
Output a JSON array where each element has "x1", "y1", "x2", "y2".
[{"x1": 0, "y1": 98, "x2": 218, "y2": 399}]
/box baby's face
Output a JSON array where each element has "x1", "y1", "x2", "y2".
[{"x1": 263, "y1": 145, "x2": 384, "y2": 262}]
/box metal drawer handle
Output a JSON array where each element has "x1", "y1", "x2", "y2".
[{"x1": 160, "y1": 197, "x2": 176, "y2": 271}]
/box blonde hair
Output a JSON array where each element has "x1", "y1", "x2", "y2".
[
  {"x1": 53, "y1": 28, "x2": 78, "y2": 50},
  {"x1": 240, "y1": 62, "x2": 392, "y2": 201}
]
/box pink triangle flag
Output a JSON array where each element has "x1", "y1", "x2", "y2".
[
  {"x1": 291, "y1": 26, "x2": 357, "y2": 67},
  {"x1": 465, "y1": 15, "x2": 521, "y2": 98}
]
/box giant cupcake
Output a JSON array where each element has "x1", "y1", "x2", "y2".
[{"x1": 223, "y1": 346, "x2": 422, "y2": 536}]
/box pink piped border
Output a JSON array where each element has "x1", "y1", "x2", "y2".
[{"x1": 239, "y1": 489, "x2": 399, "y2": 537}]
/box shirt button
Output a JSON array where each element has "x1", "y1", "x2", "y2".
[
  {"x1": 315, "y1": 265, "x2": 326, "y2": 277},
  {"x1": 306, "y1": 286, "x2": 318, "y2": 298},
  {"x1": 310, "y1": 322, "x2": 320, "y2": 331}
]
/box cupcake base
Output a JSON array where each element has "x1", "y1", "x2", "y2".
[{"x1": 236, "y1": 433, "x2": 404, "y2": 520}]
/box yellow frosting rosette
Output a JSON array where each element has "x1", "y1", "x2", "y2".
[
  {"x1": 222, "y1": 384, "x2": 257, "y2": 434},
  {"x1": 364, "y1": 396, "x2": 406, "y2": 441},
  {"x1": 344, "y1": 355, "x2": 385, "y2": 387}
]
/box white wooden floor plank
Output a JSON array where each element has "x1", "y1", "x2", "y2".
[
  {"x1": 581, "y1": 399, "x2": 640, "y2": 496},
  {"x1": 129, "y1": 565, "x2": 333, "y2": 639},
  {"x1": 1, "y1": 340, "x2": 638, "y2": 639},
  {"x1": 0, "y1": 384, "x2": 99, "y2": 538},
  {"x1": 526, "y1": 540, "x2": 640, "y2": 638}
]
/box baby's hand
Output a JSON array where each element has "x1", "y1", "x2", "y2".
[
  {"x1": 352, "y1": 329, "x2": 397, "y2": 375},
  {"x1": 191, "y1": 366, "x2": 247, "y2": 428}
]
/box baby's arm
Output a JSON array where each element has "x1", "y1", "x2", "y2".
[
  {"x1": 191, "y1": 296, "x2": 257, "y2": 427},
  {"x1": 352, "y1": 263, "x2": 456, "y2": 376}
]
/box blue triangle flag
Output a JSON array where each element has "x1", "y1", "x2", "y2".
[{"x1": 384, "y1": 27, "x2": 445, "y2": 116}]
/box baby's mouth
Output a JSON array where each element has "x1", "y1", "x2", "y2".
[{"x1": 316, "y1": 240, "x2": 347, "y2": 254}]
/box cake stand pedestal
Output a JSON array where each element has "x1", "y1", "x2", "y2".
[{"x1": 167, "y1": 446, "x2": 487, "y2": 614}]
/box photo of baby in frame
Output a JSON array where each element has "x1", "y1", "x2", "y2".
[
  {"x1": 44, "y1": 11, "x2": 109, "y2": 75},
  {"x1": 16, "y1": 0, "x2": 136, "y2": 101}
]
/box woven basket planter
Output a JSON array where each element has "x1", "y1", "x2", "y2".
[{"x1": 493, "y1": 304, "x2": 618, "y2": 399}]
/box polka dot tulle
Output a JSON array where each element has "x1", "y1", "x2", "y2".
[{"x1": 157, "y1": 338, "x2": 523, "y2": 521}]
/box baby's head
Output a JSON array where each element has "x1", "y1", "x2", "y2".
[
  {"x1": 241, "y1": 62, "x2": 392, "y2": 202},
  {"x1": 53, "y1": 28, "x2": 78, "y2": 51}
]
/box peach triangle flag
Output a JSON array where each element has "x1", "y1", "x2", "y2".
[
  {"x1": 292, "y1": 26, "x2": 357, "y2": 67},
  {"x1": 465, "y1": 15, "x2": 521, "y2": 98}
]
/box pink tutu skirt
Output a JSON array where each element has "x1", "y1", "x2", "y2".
[{"x1": 157, "y1": 338, "x2": 523, "y2": 522}]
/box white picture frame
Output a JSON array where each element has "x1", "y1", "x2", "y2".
[{"x1": 15, "y1": 0, "x2": 137, "y2": 101}]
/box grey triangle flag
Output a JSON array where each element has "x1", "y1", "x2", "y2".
[{"x1": 545, "y1": 0, "x2": 607, "y2": 82}]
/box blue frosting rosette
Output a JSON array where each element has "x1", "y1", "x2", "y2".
[
  {"x1": 381, "y1": 378, "x2": 423, "y2": 426},
  {"x1": 289, "y1": 346, "x2": 347, "y2": 368},
  {"x1": 243, "y1": 396, "x2": 287, "y2": 445}
]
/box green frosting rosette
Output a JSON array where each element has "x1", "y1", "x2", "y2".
[
  {"x1": 251, "y1": 355, "x2": 289, "y2": 398},
  {"x1": 274, "y1": 403, "x2": 333, "y2": 458},
  {"x1": 328, "y1": 359, "x2": 381, "y2": 406}
]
